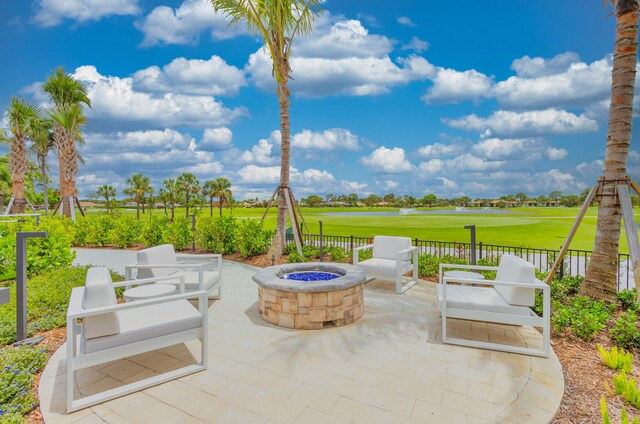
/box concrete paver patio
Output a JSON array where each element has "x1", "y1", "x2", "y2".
[{"x1": 39, "y1": 250, "x2": 563, "y2": 423}]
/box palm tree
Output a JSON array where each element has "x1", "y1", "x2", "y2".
[
  {"x1": 210, "y1": 0, "x2": 322, "y2": 257},
  {"x1": 208, "y1": 177, "x2": 232, "y2": 216},
  {"x1": 581, "y1": 0, "x2": 639, "y2": 302},
  {"x1": 27, "y1": 114, "x2": 54, "y2": 216},
  {"x1": 0, "y1": 150, "x2": 12, "y2": 210},
  {"x1": 97, "y1": 185, "x2": 116, "y2": 212},
  {"x1": 124, "y1": 173, "x2": 151, "y2": 219},
  {"x1": 42, "y1": 67, "x2": 91, "y2": 219},
  {"x1": 202, "y1": 180, "x2": 216, "y2": 217},
  {"x1": 158, "y1": 188, "x2": 169, "y2": 215},
  {"x1": 163, "y1": 178, "x2": 179, "y2": 220},
  {"x1": 4, "y1": 98, "x2": 41, "y2": 214},
  {"x1": 177, "y1": 173, "x2": 200, "y2": 217}
]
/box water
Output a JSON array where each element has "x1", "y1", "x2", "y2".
[
  {"x1": 325, "y1": 209, "x2": 526, "y2": 217},
  {"x1": 281, "y1": 271, "x2": 341, "y2": 281}
]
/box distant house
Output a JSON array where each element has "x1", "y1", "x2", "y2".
[
  {"x1": 323, "y1": 201, "x2": 348, "y2": 207},
  {"x1": 472, "y1": 200, "x2": 485, "y2": 207},
  {"x1": 523, "y1": 200, "x2": 537, "y2": 207},
  {"x1": 79, "y1": 201, "x2": 100, "y2": 208},
  {"x1": 124, "y1": 202, "x2": 137, "y2": 207},
  {"x1": 375, "y1": 202, "x2": 390, "y2": 207},
  {"x1": 489, "y1": 199, "x2": 503, "y2": 207}
]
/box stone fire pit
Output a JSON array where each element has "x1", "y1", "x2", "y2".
[{"x1": 252, "y1": 263, "x2": 366, "y2": 329}]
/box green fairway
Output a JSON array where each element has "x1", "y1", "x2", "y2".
[{"x1": 82, "y1": 206, "x2": 639, "y2": 252}]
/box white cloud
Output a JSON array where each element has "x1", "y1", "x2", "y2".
[
  {"x1": 292, "y1": 128, "x2": 359, "y2": 151},
  {"x1": 446, "y1": 154, "x2": 505, "y2": 172},
  {"x1": 236, "y1": 165, "x2": 334, "y2": 189},
  {"x1": 178, "y1": 161, "x2": 224, "y2": 176},
  {"x1": 444, "y1": 108, "x2": 598, "y2": 137},
  {"x1": 201, "y1": 128, "x2": 233, "y2": 150},
  {"x1": 422, "y1": 68, "x2": 493, "y2": 104},
  {"x1": 135, "y1": 0, "x2": 238, "y2": 46},
  {"x1": 239, "y1": 139, "x2": 277, "y2": 165},
  {"x1": 34, "y1": 0, "x2": 140, "y2": 27},
  {"x1": 472, "y1": 137, "x2": 548, "y2": 160},
  {"x1": 439, "y1": 177, "x2": 458, "y2": 190},
  {"x1": 379, "y1": 180, "x2": 399, "y2": 190},
  {"x1": 360, "y1": 146, "x2": 414, "y2": 173},
  {"x1": 417, "y1": 142, "x2": 464, "y2": 158},
  {"x1": 401, "y1": 36, "x2": 429, "y2": 53},
  {"x1": 511, "y1": 52, "x2": 581, "y2": 78},
  {"x1": 132, "y1": 56, "x2": 246, "y2": 97},
  {"x1": 84, "y1": 129, "x2": 193, "y2": 152},
  {"x1": 73, "y1": 65, "x2": 246, "y2": 131},
  {"x1": 546, "y1": 147, "x2": 568, "y2": 161},
  {"x1": 237, "y1": 165, "x2": 281, "y2": 184},
  {"x1": 417, "y1": 159, "x2": 444, "y2": 174},
  {"x1": 494, "y1": 56, "x2": 613, "y2": 109},
  {"x1": 340, "y1": 180, "x2": 368, "y2": 193},
  {"x1": 397, "y1": 16, "x2": 417, "y2": 27}
]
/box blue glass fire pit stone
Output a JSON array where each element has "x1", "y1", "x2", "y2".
[{"x1": 282, "y1": 271, "x2": 340, "y2": 282}]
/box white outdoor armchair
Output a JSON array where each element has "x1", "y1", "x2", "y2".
[
  {"x1": 353, "y1": 236, "x2": 419, "y2": 294},
  {"x1": 66, "y1": 267, "x2": 208, "y2": 412},
  {"x1": 125, "y1": 244, "x2": 222, "y2": 299},
  {"x1": 437, "y1": 254, "x2": 550, "y2": 357}
]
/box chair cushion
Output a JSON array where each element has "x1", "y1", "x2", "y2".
[
  {"x1": 358, "y1": 258, "x2": 412, "y2": 276},
  {"x1": 494, "y1": 254, "x2": 537, "y2": 307},
  {"x1": 137, "y1": 244, "x2": 178, "y2": 278},
  {"x1": 82, "y1": 300, "x2": 201, "y2": 354},
  {"x1": 82, "y1": 267, "x2": 119, "y2": 339},
  {"x1": 162, "y1": 271, "x2": 221, "y2": 291},
  {"x1": 372, "y1": 236, "x2": 412, "y2": 260},
  {"x1": 436, "y1": 285, "x2": 532, "y2": 316}
]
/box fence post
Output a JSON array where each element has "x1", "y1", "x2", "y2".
[
  {"x1": 15, "y1": 231, "x2": 48, "y2": 344},
  {"x1": 559, "y1": 257, "x2": 565, "y2": 279},
  {"x1": 350, "y1": 235, "x2": 354, "y2": 252},
  {"x1": 464, "y1": 225, "x2": 477, "y2": 265},
  {"x1": 479, "y1": 242, "x2": 483, "y2": 260},
  {"x1": 319, "y1": 221, "x2": 323, "y2": 262}
]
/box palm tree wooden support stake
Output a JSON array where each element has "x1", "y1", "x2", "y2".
[
  {"x1": 51, "y1": 196, "x2": 84, "y2": 220},
  {"x1": 261, "y1": 185, "x2": 305, "y2": 255},
  {"x1": 546, "y1": 177, "x2": 640, "y2": 303},
  {"x1": 3, "y1": 197, "x2": 38, "y2": 215}
]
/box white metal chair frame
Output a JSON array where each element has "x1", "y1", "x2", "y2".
[
  {"x1": 66, "y1": 274, "x2": 208, "y2": 412},
  {"x1": 124, "y1": 253, "x2": 222, "y2": 299},
  {"x1": 438, "y1": 263, "x2": 550, "y2": 357},
  {"x1": 353, "y1": 243, "x2": 419, "y2": 294}
]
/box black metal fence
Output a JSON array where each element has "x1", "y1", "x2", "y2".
[{"x1": 299, "y1": 233, "x2": 633, "y2": 291}]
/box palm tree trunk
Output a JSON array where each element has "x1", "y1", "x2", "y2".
[
  {"x1": 136, "y1": 201, "x2": 140, "y2": 219},
  {"x1": 186, "y1": 194, "x2": 190, "y2": 216},
  {"x1": 581, "y1": 0, "x2": 639, "y2": 302},
  {"x1": 219, "y1": 197, "x2": 223, "y2": 216},
  {"x1": 41, "y1": 156, "x2": 49, "y2": 216},
  {"x1": 10, "y1": 135, "x2": 28, "y2": 214}
]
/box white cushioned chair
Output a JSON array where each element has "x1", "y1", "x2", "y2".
[
  {"x1": 353, "y1": 236, "x2": 419, "y2": 294},
  {"x1": 125, "y1": 244, "x2": 222, "y2": 299},
  {"x1": 437, "y1": 254, "x2": 550, "y2": 357},
  {"x1": 66, "y1": 267, "x2": 208, "y2": 412}
]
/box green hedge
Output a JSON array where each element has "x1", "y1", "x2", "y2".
[{"x1": 0, "y1": 345, "x2": 48, "y2": 422}]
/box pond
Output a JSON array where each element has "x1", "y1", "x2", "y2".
[{"x1": 324, "y1": 208, "x2": 528, "y2": 217}]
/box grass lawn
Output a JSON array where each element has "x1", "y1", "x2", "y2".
[{"x1": 80, "y1": 205, "x2": 640, "y2": 252}]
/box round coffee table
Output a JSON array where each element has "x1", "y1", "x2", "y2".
[
  {"x1": 443, "y1": 270, "x2": 485, "y2": 284},
  {"x1": 123, "y1": 284, "x2": 176, "y2": 302}
]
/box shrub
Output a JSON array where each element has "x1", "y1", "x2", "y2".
[
  {"x1": 551, "y1": 296, "x2": 614, "y2": 340},
  {"x1": 324, "y1": 245, "x2": 346, "y2": 262},
  {"x1": 236, "y1": 219, "x2": 271, "y2": 258},
  {"x1": 614, "y1": 372, "x2": 640, "y2": 409},
  {"x1": 196, "y1": 216, "x2": 237, "y2": 254},
  {"x1": 164, "y1": 218, "x2": 192, "y2": 250},
  {"x1": 598, "y1": 343, "x2": 634, "y2": 373},
  {"x1": 418, "y1": 254, "x2": 467, "y2": 278},
  {"x1": 109, "y1": 217, "x2": 142, "y2": 248},
  {"x1": 0, "y1": 218, "x2": 75, "y2": 277},
  {"x1": 88, "y1": 214, "x2": 115, "y2": 247},
  {"x1": 601, "y1": 395, "x2": 640, "y2": 424},
  {"x1": 72, "y1": 217, "x2": 91, "y2": 247},
  {"x1": 141, "y1": 216, "x2": 167, "y2": 247},
  {"x1": 0, "y1": 345, "x2": 48, "y2": 422},
  {"x1": 611, "y1": 311, "x2": 640, "y2": 349},
  {"x1": 358, "y1": 248, "x2": 373, "y2": 262},
  {"x1": 619, "y1": 290, "x2": 639, "y2": 311},
  {"x1": 0, "y1": 267, "x2": 123, "y2": 345},
  {"x1": 287, "y1": 251, "x2": 304, "y2": 263},
  {"x1": 551, "y1": 275, "x2": 583, "y2": 301}
]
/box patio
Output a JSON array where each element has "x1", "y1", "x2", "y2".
[{"x1": 38, "y1": 250, "x2": 563, "y2": 423}]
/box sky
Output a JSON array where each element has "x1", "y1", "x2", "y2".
[{"x1": 0, "y1": 0, "x2": 639, "y2": 201}]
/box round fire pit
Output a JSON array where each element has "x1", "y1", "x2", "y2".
[{"x1": 252, "y1": 263, "x2": 366, "y2": 329}]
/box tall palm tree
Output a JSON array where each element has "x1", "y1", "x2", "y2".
[
  {"x1": 581, "y1": 0, "x2": 639, "y2": 302},
  {"x1": 5, "y1": 97, "x2": 41, "y2": 214},
  {"x1": 177, "y1": 173, "x2": 200, "y2": 217},
  {"x1": 124, "y1": 173, "x2": 151, "y2": 219},
  {"x1": 163, "y1": 178, "x2": 179, "y2": 220},
  {"x1": 42, "y1": 67, "x2": 91, "y2": 219},
  {"x1": 0, "y1": 146, "x2": 12, "y2": 210},
  {"x1": 27, "y1": 114, "x2": 54, "y2": 216},
  {"x1": 97, "y1": 184, "x2": 116, "y2": 212},
  {"x1": 158, "y1": 188, "x2": 169, "y2": 215},
  {"x1": 212, "y1": 177, "x2": 232, "y2": 216},
  {"x1": 202, "y1": 180, "x2": 216, "y2": 217},
  {"x1": 210, "y1": 0, "x2": 322, "y2": 257}
]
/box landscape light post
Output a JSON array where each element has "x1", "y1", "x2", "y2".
[
  {"x1": 464, "y1": 225, "x2": 477, "y2": 265},
  {"x1": 15, "y1": 231, "x2": 48, "y2": 343},
  {"x1": 319, "y1": 220, "x2": 323, "y2": 262}
]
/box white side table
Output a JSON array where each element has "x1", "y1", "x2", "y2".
[
  {"x1": 443, "y1": 270, "x2": 485, "y2": 285},
  {"x1": 123, "y1": 284, "x2": 176, "y2": 302}
]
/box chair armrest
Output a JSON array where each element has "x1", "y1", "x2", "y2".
[
  {"x1": 396, "y1": 246, "x2": 419, "y2": 261},
  {"x1": 67, "y1": 287, "x2": 85, "y2": 318},
  {"x1": 67, "y1": 289, "x2": 208, "y2": 319},
  {"x1": 443, "y1": 276, "x2": 548, "y2": 289},
  {"x1": 439, "y1": 263, "x2": 499, "y2": 272},
  {"x1": 353, "y1": 244, "x2": 374, "y2": 252},
  {"x1": 112, "y1": 275, "x2": 184, "y2": 288},
  {"x1": 126, "y1": 263, "x2": 209, "y2": 269},
  {"x1": 176, "y1": 253, "x2": 222, "y2": 260}
]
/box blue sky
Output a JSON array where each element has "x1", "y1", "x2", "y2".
[{"x1": 1, "y1": 0, "x2": 639, "y2": 200}]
